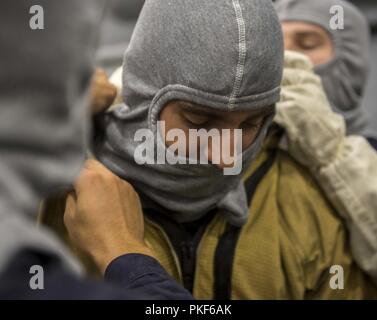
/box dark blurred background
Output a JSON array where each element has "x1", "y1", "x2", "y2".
[{"x1": 95, "y1": 0, "x2": 377, "y2": 131}]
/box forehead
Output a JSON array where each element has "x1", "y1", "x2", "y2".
[{"x1": 171, "y1": 100, "x2": 274, "y2": 119}]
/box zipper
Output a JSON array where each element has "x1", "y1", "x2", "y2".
[
  {"x1": 180, "y1": 241, "x2": 196, "y2": 292},
  {"x1": 179, "y1": 215, "x2": 218, "y2": 292}
]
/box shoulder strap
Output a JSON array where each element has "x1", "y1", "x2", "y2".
[
  {"x1": 213, "y1": 151, "x2": 277, "y2": 300},
  {"x1": 245, "y1": 150, "x2": 277, "y2": 204}
]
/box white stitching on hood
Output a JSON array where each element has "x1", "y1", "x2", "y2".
[{"x1": 229, "y1": 0, "x2": 247, "y2": 109}]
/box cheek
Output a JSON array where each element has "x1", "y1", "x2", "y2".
[
  {"x1": 302, "y1": 41, "x2": 334, "y2": 66},
  {"x1": 306, "y1": 49, "x2": 331, "y2": 66},
  {"x1": 241, "y1": 129, "x2": 260, "y2": 150}
]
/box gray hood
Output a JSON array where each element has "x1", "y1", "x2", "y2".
[
  {"x1": 94, "y1": 0, "x2": 284, "y2": 226},
  {"x1": 275, "y1": 0, "x2": 371, "y2": 136},
  {"x1": 0, "y1": 0, "x2": 106, "y2": 274}
]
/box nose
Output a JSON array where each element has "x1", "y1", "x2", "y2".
[{"x1": 206, "y1": 130, "x2": 241, "y2": 170}]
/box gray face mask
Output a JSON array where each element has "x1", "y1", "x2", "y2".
[
  {"x1": 275, "y1": 0, "x2": 371, "y2": 136},
  {"x1": 94, "y1": 0, "x2": 284, "y2": 226}
]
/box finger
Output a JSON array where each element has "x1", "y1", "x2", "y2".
[
  {"x1": 95, "y1": 68, "x2": 107, "y2": 76},
  {"x1": 104, "y1": 83, "x2": 117, "y2": 96},
  {"x1": 74, "y1": 159, "x2": 114, "y2": 193},
  {"x1": 91, "y1": 70, "x2": 106, "y2": 86},
  {"x1": 104, "y1": 92, "x2": 116, "y2": 106},
  {"x1": 64, "y1": 192, "x2": 77, "y2": 227},
  {"x1": 74, "y1": 167, "x2": 94, "y2": 197}
]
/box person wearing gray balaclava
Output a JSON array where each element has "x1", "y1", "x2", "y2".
[
  {"x1": 275, "y1": 0, "x2": 377, "y2": 141},
  {"x1": 0, "y1": 0, "x2": 192, "y2": 300},
  {"x1": 94, "y1": 0, "x2": 284, "y2": 227}
]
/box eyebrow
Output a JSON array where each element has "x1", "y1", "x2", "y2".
[
  {"x1": 179, "y1": 101, "x2": 274, "y2": 119},
  {"x1": 295, "y1": 31, "x2": 324, "y2": 40},
  {"x1": 180, "y1": 102, "x2": 222, "y2": 119}
]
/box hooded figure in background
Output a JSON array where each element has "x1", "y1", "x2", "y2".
[
  {"x1": 94, "y1": 0, "x2": 284, "y2": 227},
  {"x1": 275, "y1": 0, "x2": 375, "y2": 138},
  {"x1": 0, "y1": 0, "x2": 193, "y2": 300},
  {"x1": 0, "y1": 0, "x2": 97, "y2": 276}
]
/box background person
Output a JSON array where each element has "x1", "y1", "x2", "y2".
[{"x1": 275, "y1": 0, "x2": 377, "y2": 149}]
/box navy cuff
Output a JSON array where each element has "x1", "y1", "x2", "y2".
[{"x1": 104, "y1": 253, "x2": 169, "y2": 286}]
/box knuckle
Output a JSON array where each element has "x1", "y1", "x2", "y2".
[
  {"x1": 84, "y1": 170, "x2": 100, "y2": 183},
  {"x1": 104, "y1": 172, "x2": 119, "y2": 184},
  {"x1": 85, "y1": 158, "x2": 97, "y2": 167}
]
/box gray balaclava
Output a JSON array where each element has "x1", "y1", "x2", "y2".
[
  {"x1": 94, "y1": 0, "x2": 284, "y2": 226},
  {"x1": 275, "y1": 0, "x2": 371, "y2": 136}
]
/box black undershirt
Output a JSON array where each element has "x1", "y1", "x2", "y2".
[{"x1": 144, "y1": 208, "x2": 216, "y2": 293}]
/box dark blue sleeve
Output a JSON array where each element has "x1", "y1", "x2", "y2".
[
  {"x1": 104, "y1": 253, "x2": 193, "y2": 300},
  {"x1": 0, "y1": 249, "x2": 193, "y2": 300}
]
